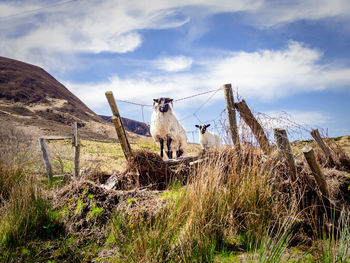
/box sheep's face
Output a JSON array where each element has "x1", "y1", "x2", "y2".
[
  {"x1": 195, "y1": 124, "x2": 210, "y2": 134},
  {"x1": 153, "y1": 98, "x2": 173, "y2": 113}
]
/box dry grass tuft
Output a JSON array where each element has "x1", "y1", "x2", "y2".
[{"x1": 124, "y1": 150, "x2": 174, "y2": 190}]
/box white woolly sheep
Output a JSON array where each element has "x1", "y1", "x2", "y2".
[
  {"x1": 150, "y1": 97, "x2": 187, "y2": 159},
  {"x1": 195, "y1": 124, "x2": 221, "y2": 151}
]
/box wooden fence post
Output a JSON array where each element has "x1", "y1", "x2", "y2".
[
  {"x1": 302, "y1": 146, "x2": 330, "y2": 197},
  {"x1": 273, "y1": 128, "x2": 296, "y2": 180},
  {"x1": 235, "y1": 100, "x2": 271, "y2": 155},
  {"x1": 224, "y1": 84, "x2": 241, "y2": 172},
  {"x1": 105, "y1": 91, "x2": 133, "y2": 161},
  {"x1": 224, "y1": 84, "x2": 240, "y2": 149},
  {"x1": 38, "y1": 138, "x2": 53, "y2": 180},
  {"x1": 311, "y1": 129, "x2": 335, "y2": 166},
  {"x1": 72, "y1": 122, "x2": 80, "y2": 178}
]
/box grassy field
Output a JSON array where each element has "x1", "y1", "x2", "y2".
[
  {"x1": 45, "y1": 137, "x2": 201, "y2": 174},
  {"x1": 1, "y1": 124, "x2": 350, "y2": 262}
]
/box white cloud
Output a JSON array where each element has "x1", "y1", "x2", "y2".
[
  {"x1": 0, "y1": 0, "x2": 260, "y2": 65},
  {"x1": 64, "y1": 41, "x2": 350, "y2": 111},
  {"x1": 153, "y1": 56, "x2": 193, "y2": 72},
  {"x1": 251, "y1": 0, "x2": 350, "y2": 27},
  {"x1": 1, "y1": 0, "x2": 350, "y2": 69},
  {"x1": 64, "y1": 73, "x2": 203, "y2": 110},
  {"x1": 206, "y1": 41, "x2": 338, "y2": 99}
]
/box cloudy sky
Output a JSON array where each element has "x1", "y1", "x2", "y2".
[{"x1": 1, "y1": 0, "x2": 350, "y2": 141}]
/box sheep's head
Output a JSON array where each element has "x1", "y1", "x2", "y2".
[
  {"x1": 153, "y1": 98, "x2": 173, "y2": 113},
  {"x1": 195, "y1": 124, "x2": 210, "y2": 134}
]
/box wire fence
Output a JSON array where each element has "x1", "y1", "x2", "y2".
[
  {"x1": 0, "y1": 0, "x2": 78, "y2": 21},
  {"x1": 42, "y1": 86, "x2": 321, "y2": 147},
  {"x1": 113, "y1": 86, "x2": 319, "y2": 144}
]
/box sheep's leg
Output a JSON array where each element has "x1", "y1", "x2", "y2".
[
  {"x1": 176, "y1": 149, "x2": 184, "y2": 158},
  {"x1": 166, "y1": 136, "x2": 173, "y2": 159},
  {"x1": 158, "y1": 137, "x2": 164, "y2": 158}
]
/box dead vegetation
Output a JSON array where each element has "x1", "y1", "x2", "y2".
[
  {"x1": 2, "y1": 114, "x2": 350, "y2": 261},
  {"x1": 49, "y1": 133, "x2": 350, "y2": 260}
]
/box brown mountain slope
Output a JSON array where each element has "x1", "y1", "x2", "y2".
[
  {"x1": 0, "y1": 56, "x2": 147, "y2": 140},
  {"x1": 100, "y1": 115, "x2": 150, "y2": 136},
  {"x1": 0, "y1": 56, "x2": 102, "y2": 123}
]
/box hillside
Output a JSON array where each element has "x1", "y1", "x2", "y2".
[
  {"x1": 100, "y1": 115, "x2": 150, "y2": 136},
  {"x1": 0, "y1": 56, "x2": 149, "y2": 140}
]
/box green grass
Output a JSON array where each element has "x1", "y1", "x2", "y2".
[
  {"x1": 0, "y1": 163, "x2": 63, "y2": 261},
  {"x1": 1, "y1": 124, "x2": 350, "y2": 262}
]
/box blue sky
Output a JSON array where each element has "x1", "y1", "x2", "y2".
[{"x1": 1, "y1": 0, "x2": 350, "y2": 142}]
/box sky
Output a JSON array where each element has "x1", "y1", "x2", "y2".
[{"x1": 1, "y1": 0, "x2": 350, "y2": 142}]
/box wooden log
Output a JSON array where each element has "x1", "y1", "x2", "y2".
[
  {"x1": 38, "y1": 138, "x2": 53, "y2": 180},
  {"x1": 235, "y1": 100, "x2": 271, "y2": 155},
  {"x1": 303, "y1": 146, "x2": 330, "y2": 197},
  {"x1": 44, "y1": 137, "x2": 72, "y2": 141},
  {"x1": 310, "y1": 129, "x2": 335, "y2": 166},
  {"x1": 223, "y1": 84, "x2": 240, "y2": 149},
  {"x1": 165, "y1": 156, "x2": 199, "y2": 167},
  {"x1": 80, "y1": 138, "x2": 119, "y2": 144},
  {"x1": 43, "y1": 137, "x2": 121, "y2": 144},
  {"x1": 105, "y1": 91, "x2": 133, "y2": 161},
  {"x1": 273, "y1": 128, "x2": 296, "y2": 180},
  {"x1": 72, "y1": 122, "x2": 80, "y2": 178}
]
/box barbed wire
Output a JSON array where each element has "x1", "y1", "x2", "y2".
[
  {"x1": 0, "y1": 0, "x2": 78, "y2": 21},
  {"x1": 116, "y1": 99, "x2": 152, "y2": 107},
  {"x1": 115, "y1": 87, "x2": 315, "y2": 145},
  {"x1": 174, "y1": 87, "x2": 224, "y2": 103},
  {"x1": 116, "y1": 87, "x2": 224, "y2": 108},
  {"x1": 118, "y1": 87, "x2": 225, "y2": 131},
  {"x1": 178, "y1": 88, "x2": 223, "y2": 122}
]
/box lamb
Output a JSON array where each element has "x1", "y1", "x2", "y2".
[
  {"x1": 195, "y1": 124, "x2": 221, "y2": 151},
  {"x1": 150, "y1": 97, "x2": 187, "y2": 159}
]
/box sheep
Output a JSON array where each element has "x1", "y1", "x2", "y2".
[
  {"x1": 150, "y1": 97, "x2": 187, "y2": 159},
  {"x1": 195, "y1": 124, "x2": 221, "y2": 151}
]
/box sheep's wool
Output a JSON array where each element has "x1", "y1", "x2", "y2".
[{"x1": 150, "y1": 107, "x2": 187, "y2": 157}]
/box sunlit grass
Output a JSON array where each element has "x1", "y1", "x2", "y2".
[{"x1": 46, "y1": 138, "x2": 201, "y2": 175}]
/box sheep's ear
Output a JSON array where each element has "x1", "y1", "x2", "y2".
[
  {"x1": 167, "y1": 98, "x2": 173, "y2": 108},
  {"x1": 153, "y1": 99, "x2": 158, "y2": 107},
  {"x1": 195, "y1": 125, "x2": 199, "y2": 128},
  {"x1": 206, "y1": 124, "x2": 211, "y2": 128}
]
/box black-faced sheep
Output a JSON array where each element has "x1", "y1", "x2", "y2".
[
  {"x1": 151, "y1": 98, "x2": 187, "y2": 159},
  {"x1": 195, "y1": 124, "x2": 221, "y2": 151}
]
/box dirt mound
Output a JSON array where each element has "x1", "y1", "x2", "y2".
[
  {"x1": 124, "y1": 150, "x2": 174, "y2": 190},
  {"x1": 53, "y1": 175, "x2": 164, "y2": 240},
  {"x1": 53, "y1": 180, "x2": 119, "y2": 239}
]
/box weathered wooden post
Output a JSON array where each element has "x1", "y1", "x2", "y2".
[
  {"x1": 105, "y1": 91, "x2": 133, "y2": 161},
  {"x1": 224, "y1": 84, "x2": 240, "y2": 149},
  {"x1": 38, "y1": 138, "x2": 53, "y2": 180},
  {"x1": 235, "y1": 100, "x2": 271, "y2": 155},
  {"x1": 311, "y1": 129, "x2": 335, "y2": 166},
  {"x1": 273, "y1": 128, "x2": 296, "y2": 180},
  {"x1": 303, "y1": 146, "x2": 330, "y2": 197},
  {"x1": 224, "y1": 83, "x2": 241, "y2": 172},
  {"x1": 72, "y1": 122, "x2": 80, "y2": 178}
]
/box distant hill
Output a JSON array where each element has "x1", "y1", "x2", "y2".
[
  {"x1": 100, "y1": 115, "x2": 150, "y2": 136},
  {"x1": 0, "y1": 56, "x2": 149, "y2": 139}
]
